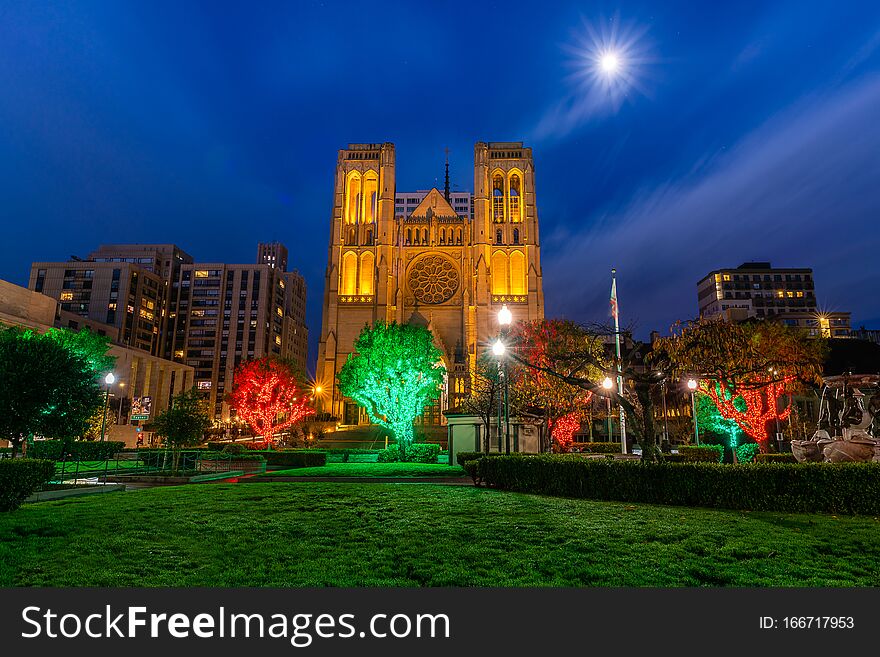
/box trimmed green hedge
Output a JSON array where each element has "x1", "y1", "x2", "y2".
[
  {"x1": 261, "y1": 451, "x2": 327, "y2": 467},
  {"x1": 666, "y1": 445, "x2": 724, "y2": 463},
  {"x1": 0, "y1": 459, "x2": 56, "y2": 511},
  {"x1": 755, "y1": 453, "x2": 797, "y2": 464},
  {"x1": 378, "y1": 443, "x2": 442, "y2": 463},
  {"x1": 570, "y1": 442, "x2": 621, "y2": 454},
  {"x1": 456, "y1": 451, "x2": 508, "y2": 467},
  {"x1": 30, "y1": 440, "x2": 126, "y2": 461},
  {"x1": 473, "y1": 454, "x2": 880, "y2": 515}
]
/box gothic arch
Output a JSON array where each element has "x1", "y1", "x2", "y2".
[
  {"x1": 341, "y1": 251, "x2": 357, "y2": 295},
  {"x1": 359, "y1": 251, "x2": 375, "y2": 295}
]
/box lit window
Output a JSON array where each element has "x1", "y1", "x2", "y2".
[
  {"x1": 275, "y1": 335, "x2": 282, "y2": 346},
  {"x1": 776, "y1": 291, "x2": 784, "y2": 298},
  {"x1": 60, "y1": 292, "x2": 73, "y2": 301},
  {"x1": 722, "y1": 274, "x2": 731, "y2": 281},
  {"x1": 276, "y1": 307, "x2": 283, "y2": 317},
  {"x1": 279, "y1": 280, "x2": 285, "y2": 289},
  {"x1": 174, "y1": 350, "x2": 184, "y2": 359},
  {"x1": 195, "y1": 270, "x2": 209, "y2": 278},
  {"x1": 108, "y1": 302, "x2": 117, "y2": 310}
]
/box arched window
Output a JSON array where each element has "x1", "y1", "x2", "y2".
[
  {"x1": 346, "y1": 227, "x2": 356, "y2": 245},
  {"x1": 406, "y1": 229, "x2": 412, "y2": 245},
  {"x1": 509, "y1": 250, "x2": 526, "y2": 295},
  {"x1": 346, "y1": 174, "x2": 361, "y2": 225},
  {"x1": 359, "y1": 252, "x2": 374, "y2": 295},
  {"x1": 492, "y1": 174, "x2": 505, "y2": 223},
  {"x1": 457, "y1": 229, "x2": 462, "y2": 244},
  {"x1": 440, "y1": 229, "x2": 446, "y2": 245},
  {"x1": 509, "y1": 174, "x2": 521, "y2": 223},
  {"x1": 341, "y1": 252, "x2": 357, "y2": 295},
  {"x1": 512, "y1": 228, "x2": 520, "y2": 244},
  {"x1": 423, "y1": 228, "x2": 428, "y2": 244},
  {"x1": 363, "y1": 172, "x2": 378, "y2": 222},
  {"x1": 491, "y1": 251, "x2": 508, "y2": 295},
  {"x1": 414, "y1": 230, "x2": 420, "y2": 245},
  {"x1": 496, "y1": 229, "x2": 503, "y2": 244},
  {"x1": 365, "y1": 227, "x2": 373, "y2": 245}
]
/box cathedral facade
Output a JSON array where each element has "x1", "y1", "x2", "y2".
[{"x1": 316, "y1": 142, "x2": 545, "y2": 425}]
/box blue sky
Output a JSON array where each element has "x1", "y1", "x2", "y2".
[{"x1": 1, "y1": 1, "x2": 879, "y2": 365}]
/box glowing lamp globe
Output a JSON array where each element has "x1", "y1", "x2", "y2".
[
  {"x1": 602, "y1": 377, "x2": 613, "y2": 390},
  {"x1": 104, "y1": 372, "x2": 115, "y2": 385},
  {"x1": 687, "y1": 378, "x2": 698, "y2": 391},
  {"x1": 492, "y1": 340, "x2": 506, "y2": 357},
  {"x1": 498, "y1": 304, "x2": 513, "y2": 327}
]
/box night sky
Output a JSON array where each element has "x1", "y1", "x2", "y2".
[{"x1": 2, "y1": 1, "x2": 879, "y2": 370}]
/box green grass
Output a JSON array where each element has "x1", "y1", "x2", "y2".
[
  {"x1": 1, "y1": 483, "x2": 879, "y2": 586},
  {"x1": 266, "y1": 462, "x2": 465, "y2": 477}
]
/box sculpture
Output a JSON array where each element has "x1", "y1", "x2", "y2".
[{"x1": 791, "y1": 374, "x2": 880, "y2": 463}]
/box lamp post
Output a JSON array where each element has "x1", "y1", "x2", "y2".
[
  {"x1": 687, "y1": 378, "x2": 699, "y2": 445},
  {"x1": 116, "y1": 381, "x2": 126, "y2": 425},
  {"x1": 100, "y1": 372, "x2": 116, "y2": 442},
  {"x1": 660, "y1": 379, "x2": 669, "y2": 446},
  {"x1": 313, "y1": 385, "x2": 324, "y2": 415},
  {"x1": 497, "y1": 305, "x2": 512, "y2": 454},
  {"x1": 602, "y1": 376, "x2": 613, "y2": 441},
  {"x1": 492, "y1": 339, "x2": 506, "y2": 452}
]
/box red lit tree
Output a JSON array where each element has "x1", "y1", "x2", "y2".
[
  {"x1": 229, "y1": 357, "x2": 315, "y2": 445},
  {"x1": 701, "y1": 375, "x2": 794, "y2": 450},
  {"x1": 511, "y1": 320, "x2": 601, "y2": 452}
]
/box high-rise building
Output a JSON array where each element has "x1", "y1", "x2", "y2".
[
  {"x1": 317, "y1": 142, "x2": 545, "y2": 425},
  {"x1": 696, "y1": 261, "x2": 851, "y2": 337},
  {"x1": 29, "y1": 259, "x2": 166, "y2": 355},
  {"x1": 30, "y1": 242, "x2": 310, "y2": 422},
  {"x1": 257, "y1": 242, "x2": 288, "y2": 272}
]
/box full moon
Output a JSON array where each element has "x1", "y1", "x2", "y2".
[{"x1": 600, "y1": 52, "x2": 620, "y2": 74}]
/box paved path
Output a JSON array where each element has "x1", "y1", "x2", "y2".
[{"x1": 239, "y1": 476, "x2": 472, "y2": 485}]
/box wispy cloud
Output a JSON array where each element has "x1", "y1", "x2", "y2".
[{"x1": 543, "y1": 75, "x2": 880, "y2": 334}]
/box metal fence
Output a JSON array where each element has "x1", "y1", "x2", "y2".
[{"x1": 50, "y1": 450, "x2": 245, "y2": 484}]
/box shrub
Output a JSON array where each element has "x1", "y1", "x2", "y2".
[
  {"x1": 378, "y1": 443, "x2": 442, "y2": 463},
  {"x1": 570, "y1": 442, "x2": 621, "y2": 454},
  {"x1": 0, "y1": 459, "x2": 56, "y2": 511},
  {"x1": 29, "y1": 440, "x2": 126, "y2": 461},
  {"x1": 474, "y1": 454, "x2": 880, "y2": 515},
  {"x1": 222, "y1": 443, "x2": 246, "y2": 455},
  {"x1": 755, "y1": 453, "x2": 797, "y2": 464},
  {"x1": 456, "y1": 451, "x2": 509, "y2": 467},
  {"x1": 735, "y1": 443, "x2": 761, "y2": 463},
  {"x1": 262, "y1": 451, "x2": 327, "y2": 467},
  {"x1": 667, "y1": 445, "x2": 724, "y2": 463}
]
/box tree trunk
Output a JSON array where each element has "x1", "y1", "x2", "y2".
[{"x1": 637, "y1": 385, "x2": 658, "y2": 462}]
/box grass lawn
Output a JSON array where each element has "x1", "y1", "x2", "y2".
[
  {"x1": 2, "y1": 483, "x2": 879, "y2": 586},
  {"x1": 266, "y1": 462, "x2": 465, "y2": 477}
]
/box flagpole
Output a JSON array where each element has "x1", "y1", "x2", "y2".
[{"x1": 611, "y1": 268, "x2": 627, "y2": 454}]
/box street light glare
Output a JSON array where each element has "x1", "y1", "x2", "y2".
[
  {"x1": 492, "y1": 340, "x2": 506, "y2": 357},
  {"x1": 104, "y1": 372, "x2": 115, "y2": 385},
  {"x1": 498, "y1": 304, "x2": 513, "y2": 327},
  {"x1": 602, "y1": 377, "x2": 614, "y2": 390},
  {"x1": 687, "y1": 378, "x2": 698, "y2": 391}
]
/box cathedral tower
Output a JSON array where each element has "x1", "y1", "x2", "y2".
[{"x1": 317, "y1": 142, "x2": 544, "y2": 426}]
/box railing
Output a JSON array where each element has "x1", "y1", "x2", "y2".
[{"x1": 50, "y1": 450, "x2": 251, "y2": 484}]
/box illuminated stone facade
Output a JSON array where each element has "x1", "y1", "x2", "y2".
[{"x1": 317, "y1": 142, "x2": 545, "y2": 425}]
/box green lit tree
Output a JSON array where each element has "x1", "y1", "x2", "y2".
[
  {"x1": 45, "y1": 327, "x2": 116, "y2": 376},
  {"x1": 152, "y1": 387, "x2": 212, "y2": 471},
  {"x1": 695, "y1": 391, "x2": 743, "y2": 448},
  {"x1": 0, "y1": 327, "x2": 104, "y2": 456},
  {"x1": 337, "y1": 321, "x2": 445, "y2": 461}
]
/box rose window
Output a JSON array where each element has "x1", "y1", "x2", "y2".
[{"x1": 408, "y1": 255, "x2": 459, "y2": 304}]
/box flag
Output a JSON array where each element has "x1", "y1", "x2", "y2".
[{"x1": 610, "y1": 278, "x2": 619, "y2": 320}]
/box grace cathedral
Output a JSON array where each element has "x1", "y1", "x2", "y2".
[{"x1": 317, "y1": 142, "x2": 545, "y2": 426}]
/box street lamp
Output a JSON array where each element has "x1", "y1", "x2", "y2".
[
  {"x1": 100, "y1": 372, "x2": 116, "y2": 442},
  {"x1": 495, "y1": 304, "x2": 513, "y2": 454},
  {"x1": 687, "y1": 378, "x2": 699, "y2": 445},
  {"x1": 602, "y1": 377, "x2": 613, "y2": 441}
]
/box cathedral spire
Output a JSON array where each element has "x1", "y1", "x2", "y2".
[{"x1": 444, "y1": 146, "x2": 450, "y2": 203}]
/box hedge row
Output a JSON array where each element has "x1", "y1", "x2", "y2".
[
  {"x1": 378, "y1": 443, "x2": 442, "y2": 463},
  {"x1": 456, "y1": 451, "x2": 508, "y2": 467},
  {"x1": 665, "y1": 445, "x2": 724, "y2": 463},
  {"x1": 569, "y1": 442, "x2": 621, "y2": 454},
  {"x1": 755, "y1": 453, "x2": 797, "y2": 464},
  {"x1": 0, "y1": 459, "x2": 56, "y2": 511},
  {"x1": 263, "y1": 451, "x2": 327, "y2": 467},
  {"x1": 30, "y1": 441, "x2": 126, "y2": 461},
  {"x1": 472, "y1": 454, "x2": 880, "y2": 515}
]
